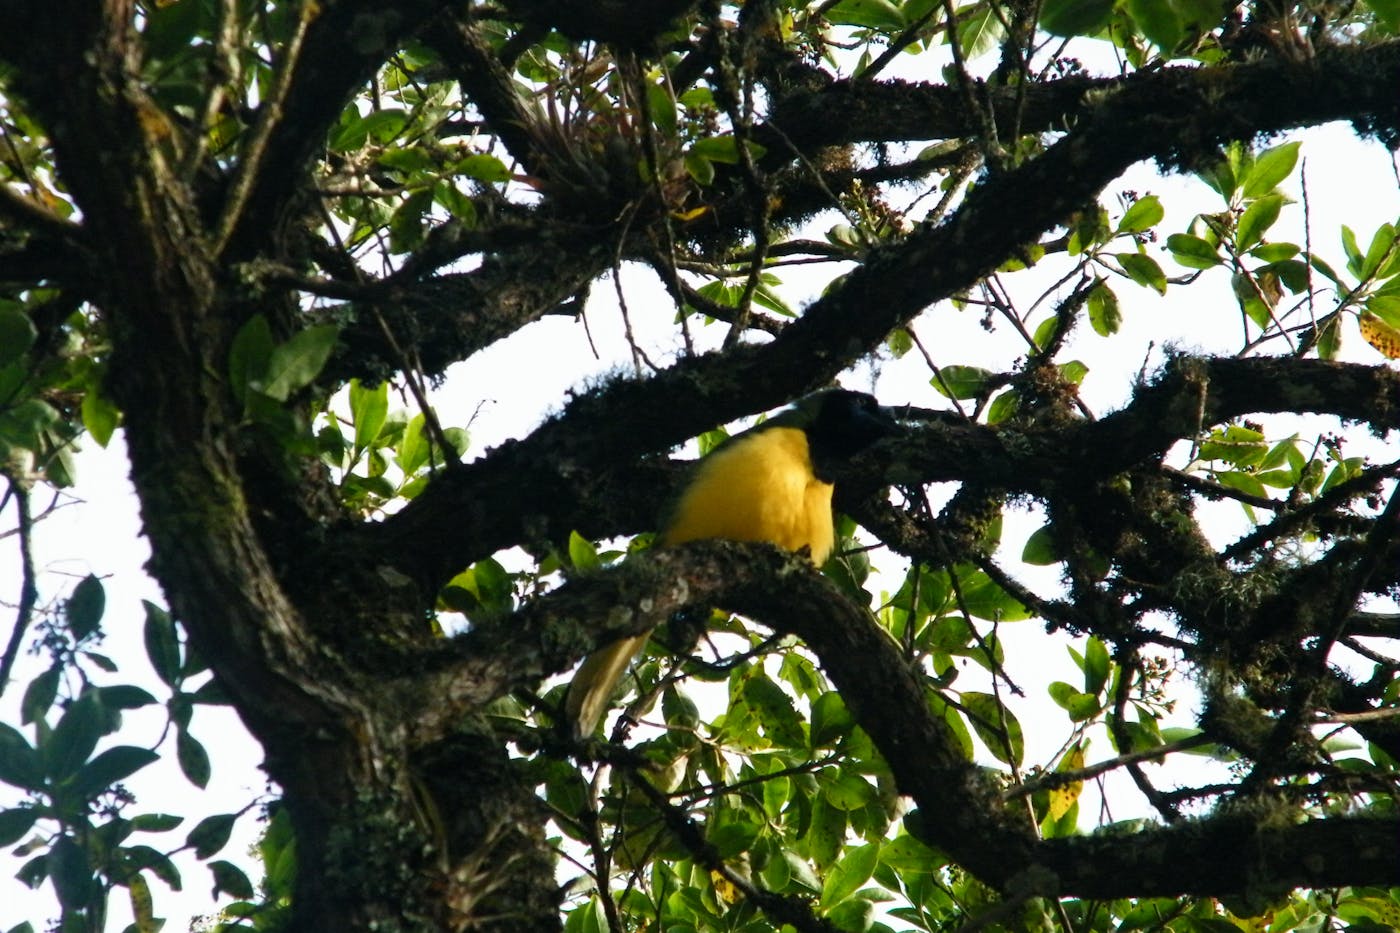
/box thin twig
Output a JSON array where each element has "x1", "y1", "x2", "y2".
[
  {"x1": 214, "y1": 0, "x2": 314, "y2": 255},
  {"x1": 0, "y1": 479, "x2": 39, "y2": 696},
  {"x1": 1004, "y1": 731, "x2": 1215, "y2": 799}
]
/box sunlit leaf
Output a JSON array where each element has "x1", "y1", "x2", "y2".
[
  {"x1": 1167, "y1": 232, "x2": 1221, "y2": 269},
  {"x1": 931, "y1": 365, "x2": 994, "y2": 400},
  {"x1": 81, "y1": 388, "x2": 120, "y2": 447},
  {"x1": 1047, "y1": 742, "x2": 1086, "y2": 822},
  {"x1": 1118, "y1": 195, "x2": 1165, "y2": 235},
  {"x1": 1237, "y1": 194, "x2": 1284, "y2": 250},
  {"x1": 1118, "y1": 252, "x2": 1167, "y2": 294},
  {"x1": 1240, "y1": 141, "x2": 1301, "y2": 198},
  {"x1": 1087, "y1": 281, "x2": 1121, "y2": 336}
]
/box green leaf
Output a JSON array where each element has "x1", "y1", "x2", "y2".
[
  {"x1": 0, "y1": 398, "x2": 59, "y2": 451},
  {"x1": 1067, "y1": 692, "x2": 1102, "y2": 721},
  {"x1": 1040, "y1": 0, "x2": 1115, "y2": 36},
  {"x1": 1021, "y1": 526, "x2": 1059, "y2": 565},
  {"x1": 821, "y1": 841, "x2": 880, "y2": 908},
  {"x1": 0, "y1": 722, "x2": 43, "y2": 790},
  {"x1": 65, "y1": 574, "x2": 105, "y2": 641},
  {"x1": 1361, "y1": 223, "x2": 1398, "y2": 279},
  {"x1": 1167, "y1": 232, "x2": 1221, "y2": 269},
  {"x1": 1370, "y1": 0, "x2": 1400, "y2": 31},
  {"x1": 45, "y1": 693, "x2": 104, "y2": 781},
  {"x1": 931, "y1": 365, "x2": 994, "y2": 400},
  {"x1": 1083, "y1": 637, "x2": 1110, "y2": 694},
  {"x1": 143, "y1": 601, "x2": 182, "y2": 687},
  {"x1": 1126, "y1": 0, "x2": 1182, "y2": 49},
  {"x1": 433, "y1": 181, "x2": 477, "y2": 226},
  {"x1": 1087, "y1": 281, "x2": 1121, "y2": 337},
  {"x1": 811, "y1": 692, "x2": 854, "y2": 748},
  {"x1": 1200, "y1": 424, "x2": 1267, "y2": 466},
  {"x1": 228, "y1": 314, "x2": 274, "y2": 406},
  {"x1": 329, "y1": 108, "x2": 408, "y2": 152},
  {"x1": 1342, "y1": 224, "x2": 1365, "y2": 278},
  {"x1": 1118, "y1": 195, "x2": 1165, "y2": 234},
  {"x1": 957, "y1": 6, "x2": 1004, "y2": 58},
  {"x1": 388, "y1": 188, "x2": 433, "y2": 255},
  {"x1": 963, "y1": 691, "x2": 1024, "y2": 766},
  {"x1": 348, "y1": 379, "x2": 389, "y2": 451},
  {"x1": 452, "y1": 153, "x2": 511, "y2": 184},
  {"x1": 956, "y1": 570, "x2": 1032, "y2": 621},
  {"x1": 0, "y1": 805, "x2": 37, "y2": 846},
  {"x1": 68, "y1": 746, "x2": 159, "y2": 801},
  {"x1": 48, "y1": 835, "x2": 95, "y2": 911},
  {"x1": 130, "y1": 813, "x2": 184, "y2": 832},
  {"x1": 707, "y1": 819, "x2": 761, "y2": 860},
  {"x1": 806, "y1": 793, "x2": 846, "y2": 870},
  {"x1": 121, "y1": 843, "x2": 183, "y2": 889},
  {"x1": 826, "y1": 0, "x2": 905, "y2": 30},
  {"x1": 690, "y1": 135, "x2": 766, "y2": 165},
  {"x1": 80, "y1": 387, "x2": 120, "y2": 448},
  {"x1": 1250, "y1": 242, "x2": 1300, "y2": 262},
  {"x1": 1237, "y1": 194, "x2": 1284, "y2": 250},
  {"x1": 567, "y1": 530, "x2": 601, "y2": 572},
  {"x1": 683, "y1": 150, "x2": 715, "y2": 185},
  {"x1": 823, "y1": 770, "x2": 875, "y2": 811},
  {"x1": 986, "y1": 390, "x2": 1019, "y2": 424},
  {"x1": 742, "y1": 674, "x2": 805, "y2": 747},
  {"x1": 927, "y1": 691, "x2": 974, "y2": 758},
  {"x1": 187, "y1": 812, "x2": 237, "y2": 859},
  {"x1": 20, "y1": 666, "x2": 60, "y2": 725},
  {"x1": 0, "y1": 307, "x2": 37, "y2": 367},
  {"x1": 645, "y1": 82, "x2": 677, "y2": 138},
  {"x1": 1117, "y1": 252, "x2": 1167, "y2": 294},
  {"x1": 96, "y1": 685, "x2": 158, "y2": 710},
  {"x1": 177, "y1": 728, "x2": 211, "y2": 788},
  {"x1": 1240, "y1": 141, "x2": 1301, "y2": 198},
  {"x1": 1059, "y1": 360, "x2": 1089, "y2": 386},
  {"x1": 261, "y1": 325, "x2": 338, "y2": 401},
  {"x1": 395, "y1": 413, "x2": 430, "y2": 475},
  {"x1": 209, "y1": 859, "x2": 256, "y2": 900}
]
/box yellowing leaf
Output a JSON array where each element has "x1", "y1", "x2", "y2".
[
  {"x1": 128, "y1": 873, "x2": 158, "y2": 933},
  {"x1": 1359, "y1": 311, "x2": 1400, "y2": 359},
  {"x1": 710, "y1": 870, "x2": 741, "y2": 905},
  {"x1": 1047, "y1": 742, "x2": 1086, "y2": 822},
  {"x1": 671, "y1": 206, "x2": 710, "y2": 221}
]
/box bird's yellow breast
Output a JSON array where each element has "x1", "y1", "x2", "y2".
[{"x1": 659, "y1": 426, "x2": 836, "y2": 564}]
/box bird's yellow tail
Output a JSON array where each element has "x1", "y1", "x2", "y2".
[{"x1": 564, "y1": 632, "x2": 649, "y2": 738}]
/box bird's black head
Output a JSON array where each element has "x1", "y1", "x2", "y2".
[{"x1": 799, "y1": 389, "x2": 904, "y2": 481}]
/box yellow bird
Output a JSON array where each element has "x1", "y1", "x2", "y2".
[{"x1": 565, "y1": 388, "x2": 902, "y2": 738}]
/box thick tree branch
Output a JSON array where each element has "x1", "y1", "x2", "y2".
[
  {"x1": 407, "y1": 539, "x2": 1400, "y2": 900},
  {"x1": 1037, "y1": 815, "x2": 1400, "y2": 898},
  {"x1": 757, "y1": 40, "x2": 1400, "y2": 155},
  {"x1": 369, "y1": 353, "x2": 1400, "y2": 597},
  {"x1": 405, "y1": 540, "x2": 1032, "y2": 882}
]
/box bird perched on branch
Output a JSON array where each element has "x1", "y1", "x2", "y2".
[{"x1": 564, "y1": 388, "x2": 903, "y2": 738}]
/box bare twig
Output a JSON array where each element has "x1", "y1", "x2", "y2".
[{"x1": 0, "y1": 478, "x2": 39, "y2": 696}]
